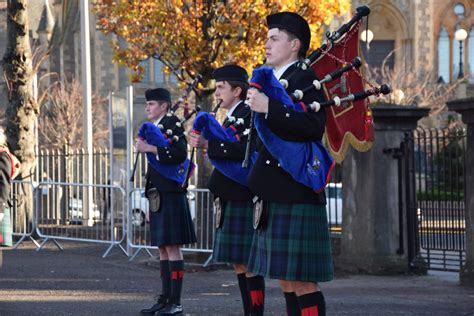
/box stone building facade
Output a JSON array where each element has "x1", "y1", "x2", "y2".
[{"x1": 352, "y1": 0, "x2": 473, "y2": 93}]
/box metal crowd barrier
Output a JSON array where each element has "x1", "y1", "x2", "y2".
[
  {"x1": 127, "y1": 188, "x2": 215, "y2": 262},
  {"x1": 10, "y1": 180, "x2": 40, "y2": 249},
  {"x1": 34, "y1": 182, "x2": 127, "y2": 258}
]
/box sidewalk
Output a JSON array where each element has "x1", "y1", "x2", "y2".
[{"x1": 0, "y1": 241, "x2": 473, "y2": 315}]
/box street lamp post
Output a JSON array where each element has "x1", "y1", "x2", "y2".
[
  {"x1": 360, "y1": 29, "x2": 374, "y2": 65},
  {"x1": 360, "y1": 29, "x2": 374, "y2": 50},
  {"x1": 392, "y1": 89, "x2": 405, "y2": 104},
  {"x1": 455, "y1": 28, "x2": 468, "y2": 79},
  {"x1": 80, "y1": 0, "x2": 94, "y2": 226}
]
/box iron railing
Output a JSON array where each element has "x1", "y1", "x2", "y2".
[{"x1": 409, "y1": 127, "x2": 466, "y2": 271}]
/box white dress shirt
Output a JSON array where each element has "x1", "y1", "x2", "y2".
[
  {"x1": 273, "y1": 60, "x2": 298, "y2": 80},
  {"x1": 226, "y1": 101, "x2": 241, "y2": 120},
  {"x1": 153, "y1": 114, "x2": 166, "y2": 160}
]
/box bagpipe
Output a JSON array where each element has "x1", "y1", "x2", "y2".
[
  {"x1": 244, "y1": 5, "x2": 391, "y2": 192},
  {"x1": 279, "y1": 5, "x2": 370, "y2": 88},
  {"x1": 157, "y1": 105, "x2": 201, "y2": 143},
  {"x1": 249, "y1": 68, "x2": 336, "y2": 193},
  {"x1": 135, "y1": 122, "x2": 193, "y2": 184},
  {"x1": 130, "y1": 76, "x2": 202, "y2": 183},
  {"x1": 306, "y1": 5, "x2": 390, "y2": 162},
  {"x1": 188, "y1": 100, "x2": 257, "y2": 186},
  {"x1": 181, "y1": 100, "x2": 221, "y2": 186},
  {"x1": 168, "y1": 75, "x2": 202, "y2": 116}
]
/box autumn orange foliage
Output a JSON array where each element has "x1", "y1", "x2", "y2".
[{"x1": 94, "y1": 0, "x2": 350, "y2": 87}]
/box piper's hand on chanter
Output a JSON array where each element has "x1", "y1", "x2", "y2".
[
  {"x1": 135, "y1": 137, "x2": 157, "y2": 154},
  {"x1": 188, "y1": 131, "x2": 208, "y2": 149},
  {"x1": 246, "y1": 89, "x2": 269, "y2": 114}
]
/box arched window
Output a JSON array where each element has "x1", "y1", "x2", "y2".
[
  {"x1": 153, "y1": 59, "x2": 164, "y2": 84},
  {"x1": 438, "y1": 27, "x2": 449, "y2": 83},
  {"x1": 139, "y1": 58, "x2": 179, "y2": 84},
  {"x1": 140, "y1": 59, "x2": 151, "y2": 84},
  {"x1": 469, "y1": 26, "x2": 474, "y2": 83},
  {"x1": 437, "y1": 2, "x2": 472, "y2": 82}
]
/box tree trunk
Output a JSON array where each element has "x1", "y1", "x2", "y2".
[{"x1": 2, "y1": 0, "x2": 37, "y2": 233}]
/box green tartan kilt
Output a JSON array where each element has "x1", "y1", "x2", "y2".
[
  {"x1": 212, "y1": 200, "x2": 254, "y2": 265},
  {"x1": 247, "y1": 202, "x2": 333, "y2": 283},
  {"x1": 149, "y1": 192, "x2": 197, "y2": 247},
  {"x1": 0, "y1": 207, "x2": 13, "y2": 247}
]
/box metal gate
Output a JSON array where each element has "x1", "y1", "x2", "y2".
[{"x1": 405, "y1": 127, "x2": 467, "y2": 271}]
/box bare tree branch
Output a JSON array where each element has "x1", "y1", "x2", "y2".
[
  {"x1": 38, "y1": 79, "x2": 109, "y2": 149},
  {"x1": 365, "y1": 51, "x2": 463, "y2": 120}
]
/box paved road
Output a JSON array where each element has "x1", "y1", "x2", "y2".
[{"x1": 0, "y1": 241, "x2": 473, "y2": 315}]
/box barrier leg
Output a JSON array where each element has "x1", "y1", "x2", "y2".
[
  {"x1": 29, "y1": 236, "x2": 41, "y2": 249},
  {"x1": 129, "y1": 247, "x2": 153, "y2": 262},
  {"x1": 12, "y1": 235, "x2": 27, "y2": 249},
  {"x1": 36, "y1": 237, "x2": 63, "y2": 252},
  {"x1": 203, "y1": 253, "x2": 213, "y2": 268},
  {"x1": 102, "y1": 242, "x2": 129, "y2": 258}
]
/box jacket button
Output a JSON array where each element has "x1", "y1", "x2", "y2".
[
  {"x1": 265, "y1": 160, "x2": 270, "y2": 165},
  {"x1": 220, "y1": 143, "x2": 224, "y2": 147},
  {"x1": 285, "y1": 113, "x2": 290, "y2": 118}
]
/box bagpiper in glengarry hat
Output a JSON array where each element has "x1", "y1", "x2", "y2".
[
  {"x1": 266, "y1": 12, "x2": 311, "y2": 56},
  {"x1": 212, "y1": 64, "x2": 249, "y2": 85},
  {"x1": 145, "y1": 87, "x2": 171, "y2": 103}
]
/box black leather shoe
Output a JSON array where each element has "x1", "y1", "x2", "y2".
[
  {"x1": 155, "y1": 303, "x2": 183, "y2": 315},
  {"x1": 140, "y1": 300, "x2": 167, "y2": 315}
]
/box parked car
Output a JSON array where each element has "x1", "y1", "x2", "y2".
[
  {"x1": 326, "y1": 183, "x2": 342, "y2": 225},
  {"x1": 130, "y1": 189, "x2": 149, "y2": 227},
  {"x1": 68, "y1": 198, "x2": 101, "y2": 224},
  {"x1": 187, "y1": 186, "x2": 196, "y2": 221}
]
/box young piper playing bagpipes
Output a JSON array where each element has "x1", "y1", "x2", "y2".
[
  {"x1": 245, "y1": 6, "x2": 391, "y2": 315},
  {"x1": 188, "y1": 64, "x2": 266, "y2": 316},
  {"x1": 246, "y1": 12, "x2": 332, "y2": 316},
  {"x1": 136, "y1": 88, "x2": 197, "y2": 316}
]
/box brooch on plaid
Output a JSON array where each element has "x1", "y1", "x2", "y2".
[{"x1": 306, "y1": 155, "x2": 321, "y2": 175}]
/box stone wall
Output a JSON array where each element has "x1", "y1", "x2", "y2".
[{"x1": 414, "y1": 0, "x2": 434, "y2": 70}]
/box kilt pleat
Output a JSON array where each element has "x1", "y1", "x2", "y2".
[
  {"x1": 247, "y1": 202, "x2": 333, "y2": 282},
  {"x1": 212, "y1": 200, "x2": 254, "y2": 265},
  {"x1": 149, "y1": 192, "x2": 197, "y2": 247}
]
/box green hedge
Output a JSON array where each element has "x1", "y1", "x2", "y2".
[{"x1": 417, "y1": 189, "x2": 464, "y2": 201}]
